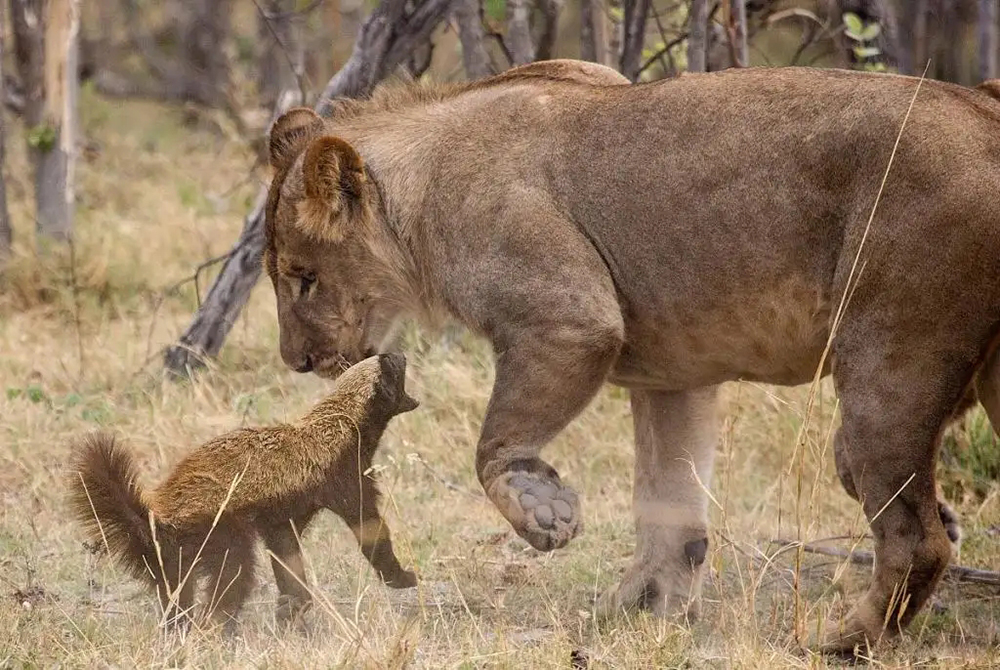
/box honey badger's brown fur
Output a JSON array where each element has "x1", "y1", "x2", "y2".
[{"x1": 68, "y1": 354, "x2": 418, "y2": 630}]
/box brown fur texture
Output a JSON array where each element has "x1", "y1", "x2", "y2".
[
  {"x1": 68, "y1": 354, "x2": 419, "y2": 631},
  {"x1": 261, "y1": 59, "x2": 1000, "y2": 652}
]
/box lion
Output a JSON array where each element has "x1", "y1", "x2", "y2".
[
  {"x1": 261, "y1": 59, "x2": 1000, "y2": 653},
  {"x1": 68, "y1": 354, "x2": 419, "y2": 631}
]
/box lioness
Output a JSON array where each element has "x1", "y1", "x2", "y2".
[{"x1": 261, "y1": 60, "x2": 1000, "y2": 652}]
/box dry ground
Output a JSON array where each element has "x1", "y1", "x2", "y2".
[{"x1": 1, "y1": 89, "x2": 999, "y2": 670}]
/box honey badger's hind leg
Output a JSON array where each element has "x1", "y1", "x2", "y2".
[
  {"x1": 198, "y1": 520, "x2": 257, "y2": 633},
  {"x1": 153, "y1": 542, "x2": 196, "y2": 632},
  {"x1": 337, "y1": 477, "x2": 417, "y2": 589},
  {"x1": 261, "y1": 515, "x2": 315, "y2": 627}
]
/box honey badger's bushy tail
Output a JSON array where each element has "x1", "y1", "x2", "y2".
[{"x1": 68, "y1": 431, "x2": 160, "y2": 584}]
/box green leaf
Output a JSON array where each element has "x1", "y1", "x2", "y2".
[
  {"x1": 26, "y1": 385, "x2": 47, "y2": 404},
  {"x1": 853, "y1": 45, "x2": 881, "y2": 59},
  {"x1": 843, "y1": 12, "x2": 864, "y2": 37},
  {"x1": 860, "y1": 23, "x2": 882, "y2": 41},
  {"x1": 609, "y1": 6, "x2": 624, "y2": 22},
  {"x1": 6, "y1": 387, "x2": 22, "y2": 400},
  {"x1": 62, "y1": 393, "x2": 83, "y2": 407},
  {"x1": 26, "y1": 124, "x2": 56, "y2": 152}
]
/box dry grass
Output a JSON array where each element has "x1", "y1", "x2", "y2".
[{"x1": 1, "y1": 89, "x2": 1000, "y2": 669}]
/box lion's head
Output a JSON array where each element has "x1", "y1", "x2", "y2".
[{"x1": 263, "y1": 107, "x2": 410, "y2": 379}]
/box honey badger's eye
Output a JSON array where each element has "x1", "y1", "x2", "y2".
[{"x1": 299, "y1": 274, "x2": 316, "y2": 297}]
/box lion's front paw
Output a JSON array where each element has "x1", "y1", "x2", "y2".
[{"x1": 487, "y1": 470, "x2": 581, "y2": 551}]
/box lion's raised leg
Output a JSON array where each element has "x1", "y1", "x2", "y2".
[
  {"x1": 595, "y1": 386, "x2": 719, "y2": 620},
  {"x1": 476, "y1": 326, "x2": 622, "y2": 552}
]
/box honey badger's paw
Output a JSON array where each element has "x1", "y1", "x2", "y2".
[{"x1": 486, "y1": 470, "x2": 582, "y2": 551}]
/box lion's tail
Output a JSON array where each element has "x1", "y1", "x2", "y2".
[{"x1": 67, "y1": 432, "x2": 162, "y2": 584}]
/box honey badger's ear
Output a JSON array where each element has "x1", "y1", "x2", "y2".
[
  {"x1": 296, "y1": 135, "x2": 367, "y2": 243},
  {"x1": 268, "y1": 107, "x2": 324, "y2": 170}
]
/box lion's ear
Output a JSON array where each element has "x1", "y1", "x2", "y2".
[
  {"x1": 297, "y1": 135, "x2": 367, "y2": 243},
  {"x1": 269, "y1": 107, "x2": 324, "y2": 171}
]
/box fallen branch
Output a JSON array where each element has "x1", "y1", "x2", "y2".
[{"x1": 770, "y1": 538, "x2": 1000, "y2": 587}]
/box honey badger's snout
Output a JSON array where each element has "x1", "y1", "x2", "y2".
[{"x1": 377, "y1": 353, "x2": 419, "y2": 414}]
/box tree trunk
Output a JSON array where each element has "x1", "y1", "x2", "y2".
[
  {"x1": 912, "y1": 0, "x2": 929, "y2": 74},
  {"x1": 580, "y1": 0, "x2": 610, "y2": 66},
  {"x1": 454, "y1": 0, "x2": 493, "y2": 79},
  {"x1": 258, "y1": 0, "x2": 302, "y2": 109},
  {"x1": 179, "y1": 0, "x2": 233, "y2": 108},
  {"x1": 11, "y1": 0, "x2": 78, "y2": 243},
  {"x1": 505, "y1": 0, "x2": 534, "y2": 65},
  {"x1": 729, "y1": 0, "x2": 748, "y2": 67},
  {"x1": 165, "y1": 0, "x2": 455, "y2": 375},
  {"x1": 980, "y1": 0, "x2": 999, "y2": 81},
  {"x1": 0, "y1": 3, "x2": 10, "y2": 262},
  {"x1": 687, "y1": 0, "x2": 708, "y2": 73},
  {"x1": 620, "y1": 0, "x2": 650, "y2": 81},
  {"x1": 534, "y1": 0, "x2": 562, "y2": 62}
]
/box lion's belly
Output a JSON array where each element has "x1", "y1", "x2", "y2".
[{"x1": 607, "y1": 278, "x2": 834, "y2": 391}]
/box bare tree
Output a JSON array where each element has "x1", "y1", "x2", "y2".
[
  {"x1": 115, "y1": 0, "x2": 234, "y2": 109},
  {"x1": 165, "y1": 0, "x2": 455, "y2": 375},
  {"x1": 0, "y1": 2, "x2": 11, "y2": 262},
  {"x1": 620, "y1": 0, "x2": 651, "y2": 80},
  {"x1": 729, "y1": 0, "x2": 748, "y2": 67},
  {"x1": 454, "y1": 0, "x2": 493, "y2": 79},
  {"x1": 980, "y1": 0, "x2": 999, "y2": 80},
  {"x1": 258, "y1": 0, "x2": 304, "y2": 108},
  {"x1": 179, "y1": 0, "x2": 233, "y2": 109},
  {"x1": 506, "y1": 0, "x2": 534, "y2": 64},
  {"x1": 11, "y1": 0, "x2": 79, "y2": 243},
  {"x1": 580, "y1": 0, "x2": 610, "y2": 66},
  {"x1": 687, "y1": 0, "x2": 709, "y2": 72},
  {"x1": 534, "y1": 0, "x2": 563, "y2": 62}
]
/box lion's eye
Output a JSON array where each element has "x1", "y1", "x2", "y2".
[{"x1": 298, "y1": 274, "x2": 316, "y2": 298}]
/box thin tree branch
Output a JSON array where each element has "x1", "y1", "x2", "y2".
[{"x1": 771, "y1": 538, "x2": 1000, "y2": 587}]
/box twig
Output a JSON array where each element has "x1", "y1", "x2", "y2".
[
  {"x1": 251, "y1": 0, "x2": 309, "y2": 104},
  {"x1": 638, "y1": 34, "x2": 687, "y2": 76},
  {"x1": 144, "y1": 251, "x2": 234, "y2": 363},
  {"x1": 257, "y1": 0, "x2": 324, "y2": 20},
  {"x1": 68, "y1": 237, "x2": 85, "y2": 380},
  {"x1": 412, "y1": 453, "x2": 483, "y2": 498},
  {"x1": 770, "y1": 538, "x2": 1000, "y2": 587}
]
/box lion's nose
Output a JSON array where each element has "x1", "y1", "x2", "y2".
[{"x1": 295, "y1": 355, "x2": 314, "y2": 373}]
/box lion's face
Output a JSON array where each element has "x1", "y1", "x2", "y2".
[{"x1": 263, "y1": 108, "x2": 403, "y2": 379}]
